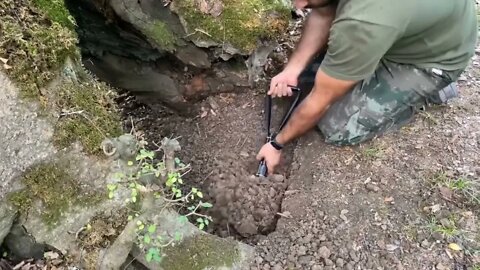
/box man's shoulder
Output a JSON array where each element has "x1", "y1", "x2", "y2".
[{"x1": 336, "y1": 0, "x2": 414, "y2": 28}]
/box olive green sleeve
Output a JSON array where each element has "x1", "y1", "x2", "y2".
[{"x1": 320, "y1": 20, "x2": 402, "y2": 81}]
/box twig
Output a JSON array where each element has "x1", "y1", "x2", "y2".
[
  {"x1": 163, "y1": 191, "x2": 193, "y2": 203},
  {"x1": 60, "y1": 110, "x2": 84, "y2": 116}
]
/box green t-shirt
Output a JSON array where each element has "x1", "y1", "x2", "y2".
[{"x1": 320, "y1": 0, "x2": 478, "y2": 81}]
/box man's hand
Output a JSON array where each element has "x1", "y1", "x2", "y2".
[
  {"x1": 268, "y1": 68, "x2": 301, "y2": 98},
  {"x1": 256, "y1": 142, "x2": 282, "y2": 175}
]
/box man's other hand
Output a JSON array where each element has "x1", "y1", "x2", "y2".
[
  {"x1": 256, "y1": 142, "x2": 282, "y2": 175},
  {"x1": 268, "y1": 68, "x2": 301, "y2": 98}
]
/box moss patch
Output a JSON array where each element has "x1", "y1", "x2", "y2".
[
  {"x1": 53, "y1": 79, "x2": 122, "y2": 154},
  {"x1": 32, "y1": 0, "x2": 75, "y2": 29},
  {"x1": 175, "y1": 0, "x2": 290, "y2": 52},
  {"x1": 161, "y1": 234, "x2": 240, "y2": 270},
  {"x1": 1, "y1": 0, "x2": 123, "y2": 155},
  {"x1": 144, "y1": 21, "x2": 177, "y2": 51},
  {"x1": 0, "y1": 0, "x2": 78, "y2": 100},
  {"x1": 7, "y1": 163, "x2": 102, "y2": 226}
]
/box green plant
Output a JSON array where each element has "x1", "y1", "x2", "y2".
[
  {"x1": 431, "y1": 173, "x2": 480, "y2": 206},
  {"x1": 427, "y1": 216, "x2": 461, "y2": 238},
  {"x1": 107, "y1": 139, "x2": 213, "y2": 264}
]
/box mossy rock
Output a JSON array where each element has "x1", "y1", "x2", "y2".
[
  {"x1": 160, "y1": 234, "x2": 243, "y2": 270},
  {"x1": 8, "y1": 162, "x2": 103, "y2": 226},
  {"x1": 0, "y1": 0, "x2": 123, "y2": 155},
  {"x1": 173, "y1": 0, "x2": 291, "y2": 53}
]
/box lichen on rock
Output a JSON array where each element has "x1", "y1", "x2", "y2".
[{"x1": 8, "y1": 162, "x2": 102, "y2": 226}]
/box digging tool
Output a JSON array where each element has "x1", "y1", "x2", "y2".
[{"x1": 256, "y1": 85, "x2": 302, "y2": 177}]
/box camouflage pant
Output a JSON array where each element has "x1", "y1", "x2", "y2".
[{"x1": 297, "y1": 55, "x2": 464, "y2": 145}]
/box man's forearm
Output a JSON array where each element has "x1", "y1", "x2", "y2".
[
  {"x1": 275, "y1": 71, "x2": 357, "y2": 145},
  {"x1": 276, "y1": 86, "x2": 333, "y2": 145},
  {"x1": 286, "y1": 6, "x2": 336, "y2": 73}
]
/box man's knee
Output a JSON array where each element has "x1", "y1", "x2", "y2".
[{"x1": 317, "y1": 113, "x2": 376, "y2": 146}]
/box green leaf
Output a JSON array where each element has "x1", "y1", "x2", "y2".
[
  {"x1": 145, "y1": 252, "x2": 153, "y2": 262},
  {"x1": 187, "y1": 206, "x2": 195, "y2": 211},
  {"x1": 175, "y1": 157, "x2": 181, "y2": 164},
  {"x1": 132, "y1": 196, "x2": 137, "y2": 203},
  {"x1": 148, "y1": 224, "x2": 156, "y2": 233},
  {"x1": 197, "y1": 191, "x2": 203, "y2": 198},
  {"x1": 191, "y1": 187, "x2": 198, "y2": 193},
  {"x1": 127, "y1": 215, "x2": 133, "y2": 221},
  {"x1": 204, "y1": 219, "x2": 209, "y2": 225},
  {"x1": 178, "y1": 216, "x2": 188, "y2": 224},
  {"x1": 199, "y1": 223, "x2": 205, "y2": 230},
  {"x1": 108, "y1": 191, "x2": 114, "y2": 199},
  {"x1": 174, "y1": 231, "x2": 182, "y2": 241},
  {"x1": 153, "y1": 253, "x2": 162, "y2": 262},
  {"x1": 107, "y1": 184, "x2": 117, "y2": 191},
  {"x1": 129, "y1": 182, "x2": 135, "y2": 188},
  {"x1": 201, "y1": 202, "x2": 213, "y2": 208},
  {"x1": 139, "y1": 224, "x2": 145, "y2": 230},
  {"x1": 196, "y1": 218, "x2": 204, "y2": 223},
  {"x1": 178, "y1": 178, "x2": 183, "y2": 184},
  {"x1": 144, "y1": 235, "x2": 151, "y2": 244},
  {"x1": 131, "y1": 189, "x2": 138, "y2": 197},
  {"x1": 127, "y1": 161, "x2": 134, "y2": 166}
]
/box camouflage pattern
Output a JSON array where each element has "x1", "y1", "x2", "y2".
[{"x1": 297, "y1": 56, "x2": 464, "y2": 146}]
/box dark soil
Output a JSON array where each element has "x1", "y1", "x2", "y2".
[
  {"x1": 119, "y1": 89, "x2": 297, "y2": 239},
  {"x1": 117, "y1": 16, "x2": 479, "y2": 270}
]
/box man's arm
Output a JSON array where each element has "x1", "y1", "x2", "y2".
[
  {"x1": 286, "y1": 6, "x2": 336, "y2": 71},
  {"x1": 269, "y1": 6, "x2": 336, "y2": 97},
  {"x1": 275, "y1": 70, "x2": 357, "y2": 145}
]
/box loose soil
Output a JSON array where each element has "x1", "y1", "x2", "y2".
[{"x1": 118, "y1": 31, "x2": 480, "y2": 270}]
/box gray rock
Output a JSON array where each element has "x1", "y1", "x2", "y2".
[
  {"x1": 298, "y1": 255, "x2": 312, "y2": 265},
  {"x1": 0, "y1": 201, "x2": 16, "y2": 245},
  {"x1": 298, "y1": 245, "x2": 307, "y2": 256},
  {"x1": 336, "y1": 258, "x2": 345, "y2": 267},
  {"x1": 319, "y1": 246, "x2": 331, "y2": 259}
]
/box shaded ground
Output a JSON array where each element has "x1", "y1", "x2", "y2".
[{"x1": 118, "y1": 20, "x2": 479, "y2": 270}]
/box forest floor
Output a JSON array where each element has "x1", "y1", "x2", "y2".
[{"x1": 120, "y1": 49, "x2": 480, "y2": 270}]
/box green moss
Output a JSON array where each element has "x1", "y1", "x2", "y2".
[
  {"x1": 161, "y1": 234, "x2": 240, "y2": 270},
  {"x1": 53, "y1": 80, "x2": 122, "y2": 155},
  {"x1": 32, "y1": 0, "x2": 75, "y2": 29},
  {"x1": 144, "y1": 21, "x2": 177, "y2": 51},
  {"x1": 175, "y1": 0, "x2": 290, "y2": 52},
  {"x1": 7, "y1": 163, "x2": 102, "y2": 226},
  {"x1": 0, "y1": 0, "x2": 78, "y2": 100},
  {"x1": 1, "y1": 0, "x2": 122, "y2": 155}
]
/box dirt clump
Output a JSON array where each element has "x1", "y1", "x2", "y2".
[{"x1": 206, "y1": 169, "x2": 287, "y2": 238}]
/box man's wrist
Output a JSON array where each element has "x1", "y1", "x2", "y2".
[{"x1": 275, "y1": 133, "x2": 288, "y2": 146}]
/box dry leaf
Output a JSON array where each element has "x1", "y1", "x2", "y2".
[
  {"x1": 439, "y1": 186, "x2": 453, "y2": 201},
  {"x1": 384, "y1": 196, "x2": 394, "y2": 203},
  {"x1": 3, "y1": 63, "x2": 12, "y2": 70},
  {"x1": 0, "y1": 57, "x2": 8, "y2": 64},
  {"x1": 448, "y1": 243, "x2": 462, "y2": 251},
  {"x1": 200, "y1": 111, "x2": 208, "y2": 118}
]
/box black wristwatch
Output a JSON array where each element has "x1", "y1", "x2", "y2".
[{"x1": 270, "y1": 136, "x2": 284, "y2": 150}]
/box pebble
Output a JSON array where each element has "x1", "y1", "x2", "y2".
[
  {"x1": 312, "y1": 265, "x2": 323, "y2": 270},
  {"x1": 436, "y1": 263, "x2": 449, "y2": 270},
  {"x1": 318, "y1": 246, "x2": 331, "y2": 259},
  {"x1": 336, "y1": 258, "x2": 345, "y2": 267},
  {"x1": 365, "y1": 183, "x2": 380, "y2": 192},
  {"x1": 325, "y1": 259, "x2": 334, "y2": 266},
  {"x1": 346, "y1": 262, "x2": 355, "y2": 270},
  {"x1": 297, "y1": 245, "x2": 307, "y2": 256},
  {"x1": 298, "y1": 255, "x2": 312, "y2": 265},
  {"x1": 272, "y1": 264, "x2": 283, "y2": 270},
  {"x1": 318, "y1": 234, "x2": 327, "y2": 242},
  {"x1": 349, "y1": 250, "x2": 359, "y2": 262},
  {"x1": 421, "y1": 239, "x2": 430, "y2": 248}
]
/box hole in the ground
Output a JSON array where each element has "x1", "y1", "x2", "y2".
[{"x1": 65, "y1": 0, "x2": 297, "y2": 243}]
